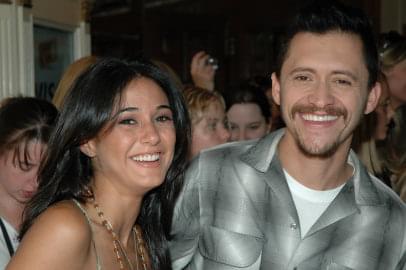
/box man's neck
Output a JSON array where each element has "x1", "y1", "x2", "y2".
[{"x1": 278, "y1": 134, "x2": 353, "y2": 191}]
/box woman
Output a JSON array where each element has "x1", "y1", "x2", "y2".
[
  {"x1": 224, "y1": 86, "x2": 272, "y2": 142},
  {"x1": 379, "y1": 31, "x2": 406, "y2": 113},
  {"x1": 383, "y1": 104, "x2": 406, "y2": 201},
  {"x1": 6, "y1": 58, "x2": 190, "y2": 270},
  {"x1": 0, "y1": 97, "x2": 57, "y2": 268},
  {"x1": 183, "y1": 86, "x2": 230, "y2": 160},
  {"x1": 352, "y1": 72, "x2": 392, "y2": 185}
]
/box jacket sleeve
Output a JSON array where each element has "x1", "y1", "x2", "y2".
[{"x1": 170, "y1": 157, "x2": 202, "y2": 270}]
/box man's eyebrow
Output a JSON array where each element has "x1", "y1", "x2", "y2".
[
  {"x1": 331, "y1": 70, "x2": 359, "y2": 81},
  {"x1": 289, "y1": 67, "x2": 316, "y2": 75},
  {"x1": 289, "y1": 67, "x2": 359, "y2": 81}
]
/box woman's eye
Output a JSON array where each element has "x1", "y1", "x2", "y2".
[
  {"x1": 208, "y1": 122, "x2": 217, "y2": 131},
  {"x1": 156, "y1": 115, "x2": 173, "y2": 122},
  {"x1": 19, "y1": 162, "x2": 34, "y2": 172},
  {"x1": 229, "y1": 124, "x2": 237, "y2": 131},
  {"x1": 119, "y1": 119, "x2": 136, "y2": 125},
  {"x1": 249, "y1": 125, "x2": 260, "y2": 130}
]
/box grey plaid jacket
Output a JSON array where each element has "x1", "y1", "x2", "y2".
[{"x1": 170, "y1": 129, "x2": 406, "y2": 270}]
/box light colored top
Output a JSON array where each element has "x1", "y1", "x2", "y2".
[
  {"x1": 171, "y1": 129, "x2": 406, "y2": 270},
  {"x1": 0, "y1": 218, "x2": 18, "y2": 270},
  {"x1": 71, "y1": 199, "x2": 102, "y2": 270},
  {"x1": 284, "y1": 169, "x2": 345, "y2": 238}
]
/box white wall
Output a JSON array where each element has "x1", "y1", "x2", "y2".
[
  {"x1": 0, "y1": 2, "x2": 33, "y2": 99},
  {"x1": 0, "y1": 0, "x2": 91, "y2": 101}
]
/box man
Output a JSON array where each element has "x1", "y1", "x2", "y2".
[{"x1": 170, "y1": 1, "x2": 406, "y2": 269}]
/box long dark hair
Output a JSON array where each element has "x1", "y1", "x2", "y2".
[
  {"x1": 20, "y1": 58, "x2": 190, "y2": 270},
  {"x1": 224, "y1": 84, "x2": 271, "y2": 123}
]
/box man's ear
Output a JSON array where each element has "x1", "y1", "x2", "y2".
[
  {"x1": 364, "y1": 82, "x2": 381, "y2": 114},
  {"x1": 79, "y1": 140, "x2": 96, "y2": 158},
  {"x1": 271, "y1": 72, "x2": 281, "y2": 106}
]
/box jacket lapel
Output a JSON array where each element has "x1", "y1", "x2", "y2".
[
  {"x1": 306, "y1": 150, "x2": 384, "y2": 237},
  {"x1": 240, "y1": 129, "x2": 300, "y2": 225}
]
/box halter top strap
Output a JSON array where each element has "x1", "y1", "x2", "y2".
[{"x1": 72, "y1": 199, "x2": 102, "y2": 270}]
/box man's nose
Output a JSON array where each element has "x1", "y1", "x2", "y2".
[{"x1": 308, "y1": 81, "x2": 335, "y2": 107}]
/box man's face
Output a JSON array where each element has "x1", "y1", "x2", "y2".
[{"x1": 272, "y1": 31, "x2": 380, "y2": 157}]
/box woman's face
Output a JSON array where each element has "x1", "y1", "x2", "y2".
[
  {"x1": 190, "y1": 101, "x2": 230, "y2": 159},
  {"x1": 385, "y1": 59, "x2": 406, "y2": 109},
  {"x1": 82, "y1": 77, "x2": 176, "y2": 196},
  {"x1": 227, "y1": 103, "x2": 270, "y2": 142},
  {"x1": 0, "y1": 141, "x2": 44, "y2": 205}
]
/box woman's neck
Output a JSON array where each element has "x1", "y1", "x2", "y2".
[
  {"x1": 0, "y1": 194, "x2": 25, "y2": 230},
  {"x1": 89, "y1": 188, "x2": 143, "y2": 247}
]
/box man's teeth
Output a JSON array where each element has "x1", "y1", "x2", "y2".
[
  {"x1": 132, "y1": 153, "x2": 160, "y2": 162},
  {"x1": 302, "y1": 114, "x2": 338, "y2": 122}
]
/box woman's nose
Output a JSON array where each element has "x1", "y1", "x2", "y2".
[{"x1": 140, "y1": 122, "x2": 160, "y2": 145}]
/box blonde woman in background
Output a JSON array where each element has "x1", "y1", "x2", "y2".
[
  {"x1": 378, "y1": 31, "x2": 406, "y2": 116},
  {"x1": 52, "y1": 56, "x2": 98, "y2": 109},
  {"x1": 384, "y1": 105, "x2": 406, "y2": 201},
  {"x1": 352, "y1": 72, "x2": 392, "y2": 185},
  {"x1": 183, "y1": 86, "x2": 230, "y2": 160}
]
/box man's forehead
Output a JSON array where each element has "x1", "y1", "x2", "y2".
[{"x1": 282, "y1": 31, "x2": 366, "y2": 71}]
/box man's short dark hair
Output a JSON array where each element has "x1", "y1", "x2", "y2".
[{"x1": 275, "y1": 0, "x2": 378, "y2": 89}]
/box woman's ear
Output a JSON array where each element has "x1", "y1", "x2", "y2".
[{"x1": 79, "y1": 140, "x2": 96, "y2": 158}]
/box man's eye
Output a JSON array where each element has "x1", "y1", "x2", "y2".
[
  {"x1": 335, "y1": 79, "x2": 352, "y2": 86},
  {"x1": 294, "y1": 75, "x2": 310, "y2": 81}
]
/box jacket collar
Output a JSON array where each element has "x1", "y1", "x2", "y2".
[
  {"x1": 240, "y1": 129, "x2": 384, "y2": 206},
  {"x1": 240, "y1": 129, "x2": 284, "y2": 173}
]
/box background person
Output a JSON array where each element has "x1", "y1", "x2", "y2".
[
  {"x1": 6, "y1": 58, "x2": 190, "y2": 270},
  {"x1": 224, "y1": 85, "x2": 272, "y2": 141},
  {"x1": 0, "y1": 97, "x2": 57, "y2": 268},
  {"x1": 383, "y1": 104, "x2": 406, "y2": 201},
  {"x1": 352, "y1": 72, "x2": 392, "y2": 185},
  {"x1": 378, "y1": 31, "x2": 406, "y2": 114},
  {"x1": 183, "y1": 86, "x2": 230, "y2": 160},
  {"x1": 244, "y1": 75, "x2": 285, "y2": 131}
]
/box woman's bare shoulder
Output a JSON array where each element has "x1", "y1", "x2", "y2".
[
  {"x1": 6, "y1": 200, "x2": 94, "y2": 270},
  {"x1": 35, "y1": 200, "x2": 92, "y2": 240}
]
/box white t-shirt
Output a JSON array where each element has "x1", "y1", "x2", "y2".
[
  {"x1": 0, "y1": 218, "x2": 18, "y2": 269},
  {"x1": 284, "y1": 169, "x2": 345, "y2": 238}
]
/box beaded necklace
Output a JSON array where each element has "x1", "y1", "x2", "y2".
[{"x1": 92, "y1": 200, "x2": 148, "y2": 270}]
